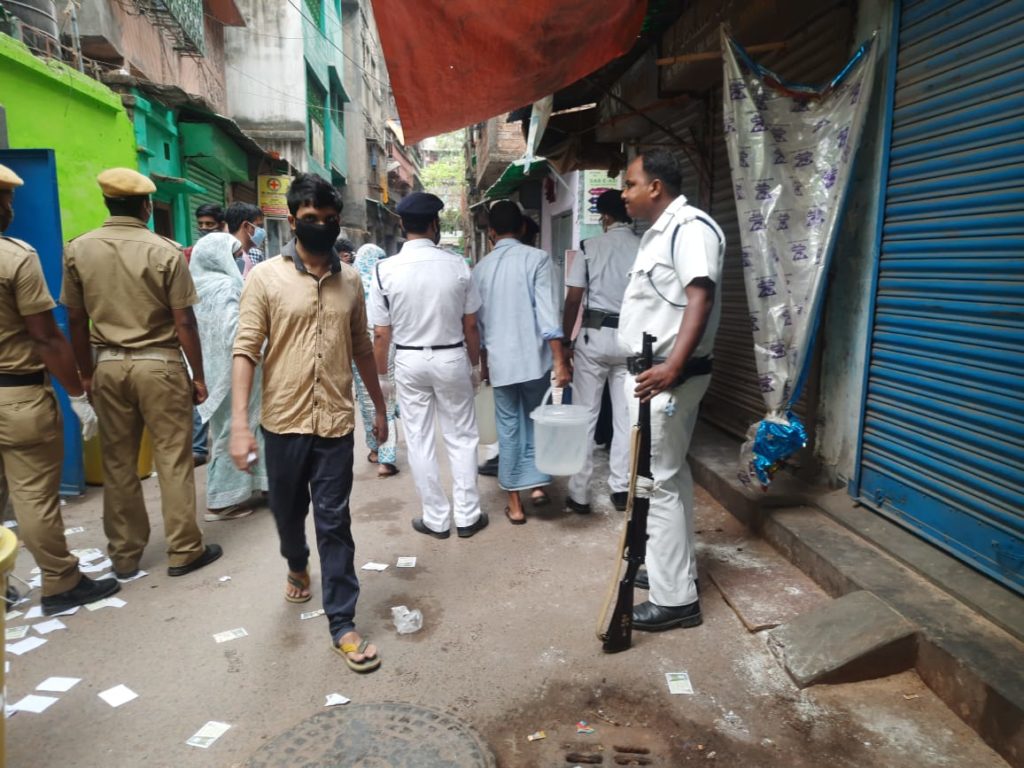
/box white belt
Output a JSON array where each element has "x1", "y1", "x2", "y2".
[{"x1": 95, "y1": 346, "x2": 183, "y2": 363}]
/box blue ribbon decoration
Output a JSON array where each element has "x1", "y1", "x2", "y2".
[{"x1": 749, "y1": 412, "x2": 808, "y2": 486}]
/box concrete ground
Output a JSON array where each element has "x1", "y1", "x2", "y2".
[{"x1": 3, "y1": 429, "x2": 1010, "y2": 767}]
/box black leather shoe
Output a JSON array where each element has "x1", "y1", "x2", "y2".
[
  {"x1": 113, "y1": 567, "x2": 140, "y2": 580},
  {"x1": 566, "y1": 497, "x2": 592, "y2": 514},
  {"x1": 412, "y1": 518, "x2": 450, "y2": 539},
  {"x1": 633, "y1": 599, "x2": 702, "y2": 631},
  {"x1": 477, "y1": 457, "x2": 499, "y2": 477},
  {"x1": 456, "y1": 512, "x2": 489, "y2": 539},
  {"x1": 42, "y1": 575, "x2": 120, "y2": 615},
  {"x1": 610, "y1": 492, "x2": 628, "y2": 511},
  {"x1": 167, "y1": 544, "x2": 223, "y2": 577},
  {"x1": 634, "y1": 568, "x2": 700, "y2": 594}
]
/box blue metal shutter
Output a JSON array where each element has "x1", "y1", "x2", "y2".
[{"x1": 856, "y1": 0, "x2": 1024, "y2": 593}]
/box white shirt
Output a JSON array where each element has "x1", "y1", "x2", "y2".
[
  {"x1": 565, "y1": 222, "x2": 640, "y2": 314},
  {"x1": 369, "y1": 238, "x2": 481, "y2": 347},
  {"x1": 618, "y1": 195, "x2": 725, "y2": 359}
]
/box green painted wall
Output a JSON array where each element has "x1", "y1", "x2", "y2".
[
  {"x1": 303, "y1": 0, "x2": 347, "y2": 179},
  {"x1": 0, "y1": 35, "x2": 137, "y2": 240}
]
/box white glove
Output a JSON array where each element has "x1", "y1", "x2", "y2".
[
  {"x1": 470, "y1": 364, "x2": 482, "y2": 394},
  {"x1": 377, "y1": 375, "x2": 393, "y2": 401},
  {"x1": 69, "y1": 393, "x2": 98, "y2": 442}
]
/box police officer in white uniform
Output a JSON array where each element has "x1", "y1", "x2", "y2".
[
  {"x1": 369, "y1": 192, "x2": 489, "y2": 539},
  {"x1": 618, "y1": 149, "x2": 724, "y2": 631},
  {"x1": 562, "y1": 189, "x2": 640, "y2": 514}
]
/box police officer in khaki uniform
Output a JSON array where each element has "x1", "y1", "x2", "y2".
[
  {"x1": 62, "y1": 168, "x2": 222, "y2": 578},
  {"x1": 0, "y1": 163, "x2": 121, "y2": 614}
]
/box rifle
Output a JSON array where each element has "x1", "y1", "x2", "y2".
[{"x1": 598, "y1": 332, "x2": 655, "y2": 653}]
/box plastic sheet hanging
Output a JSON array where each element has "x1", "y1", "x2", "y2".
[{"x1": 721, "y1": 29, "x2": 877, "y2": 487}]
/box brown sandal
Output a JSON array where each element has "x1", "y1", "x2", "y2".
[
  {"x1": 367, "y1": 451, "x2": 379, "y2": 464},
  {"x1": 504, "y1": 506, "x2": 527, "y2": 525},
  {"x1": 377, "y1": 463, "x2": 399, "y2": 477},
  {"x1": 285, "y1": 571, "x2": 312, "y2": 603}
]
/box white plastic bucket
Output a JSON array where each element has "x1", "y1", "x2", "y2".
[
  {"x1": 474, "y1": 384, "x2": 498, "y2": 444},
  {"x1": 530, "y1": 387, "x2": 591, "y2": 475}
]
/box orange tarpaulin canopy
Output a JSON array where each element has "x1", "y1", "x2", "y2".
[{"x1": 370, "y1": 0, "x2": 648, "y2": 144}]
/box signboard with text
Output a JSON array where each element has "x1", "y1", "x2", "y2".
[
  {"x1": 258, "y1": 175, "x2": 292, "y2": 217},
  {"x1": 582, "y1": 170, "x2": 622, "y2": 225}
]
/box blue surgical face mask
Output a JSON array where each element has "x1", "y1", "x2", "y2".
[{"x1": 249, "y1": 224, "x2": 267, "y2": 248}]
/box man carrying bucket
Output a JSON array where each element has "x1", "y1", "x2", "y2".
[
  {"x1": 618, "y1": 149, "x2": 725, "y2": 632},
  {"x1": 472, "y1": 200, "x2": 570, "y2": 525}
]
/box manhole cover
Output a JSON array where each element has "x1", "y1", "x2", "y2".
[{"x1": 246, "y1": 701, "x2": 496, "y2": 768}]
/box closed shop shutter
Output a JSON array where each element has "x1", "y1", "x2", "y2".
[
  {"x1": 702, "y1": 8, "x2": 854, "y2": 439},
  {"x1": 185, "y1": 159, "x2": 226, "y2": 243},
  {"x1": 856, "y1": 0, "x2": 1024, "y2": 593}
]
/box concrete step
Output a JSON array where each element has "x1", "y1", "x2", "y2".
[{"x1": 767, "y1": 590, "x2": 917, "y2": 688}]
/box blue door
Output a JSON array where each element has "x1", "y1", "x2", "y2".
[
  {"x1": 854, "y1": 0, "x2": 1024, "y2": 593},
  {"x1": 0, "y1": 149, "x2": 85, "y2": 496}
]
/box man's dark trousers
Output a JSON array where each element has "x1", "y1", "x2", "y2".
[{"x1": 263, "y1": 429, "x2": 359, "y2": 642}]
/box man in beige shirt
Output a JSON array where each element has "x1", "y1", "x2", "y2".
[
  {"x1": 0, "y1": 163, "x2": 119, "y2": 614},
  {"x1": 62, "y1": 168, "x2": 222, "y2": 580},
  {"x1": 231, "y1": 173, "x2": 385, "y2": 674}
]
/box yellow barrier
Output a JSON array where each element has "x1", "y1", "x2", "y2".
[
  {"x1": 0, "y1": 527, "x2": 18, "y2": 767},
  {"x1": 83, "y1": 430, "x2": 154, "y2": 486}
]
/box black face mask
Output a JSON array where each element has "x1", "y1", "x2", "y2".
[{"x1": 294, "y1": 219, "x2": 341, "y2": 254}]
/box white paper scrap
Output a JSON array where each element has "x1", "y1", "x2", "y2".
[
  {"x1": 29, "y1": 567, "x2": 40, "y2": 576},
  {"x1": 5, "y1": 610, "x2": 23, "y2": 621},
  {"x1": 48, "y1": 606, "x2": 80, "y2": 617},
  {"x1": 116, "y1": 570, "x2": 148, "y2": 583},
  {"x1": 186, "y1": 720, "x2": 231, "y2": 749},
  {"x1": 7, "y1": 636, "x2": 47, "y2": 656},
  {"x1": 666, "y1": 671, "x2": 695, "y2": 695},
  {"x1": 36, "y1": 677, "x2": 81, "y2": 693},
  {"x1": 27, "y1": 576, "x2": 41, "y2": 590},
  {"x1": 71, "y1": 548, "x2": 105, "y2": 564},
  {"x1": 85, "y1": 597, "x2": 126, "y2": 612},
  {"x1": 213, "y1": 628, "x2": 248, "y2": 644},
  {"x1": 64, "y1": 526, "x2": 85, "y2": 535},
  {"x1": 80, "y1": 559, "x2": 113, "y2": 574},
  {"x1": 3, "y1": 520, "x2": 17, "y2": 529},
  {"x1": 33, "y1": 619, "x2": 66, "y2": 635},
  {"x1": 300, "y1": 609, "x2": 325, "y2": 621},
  {"x1": 6, "y1": 626, "x2": 29, "y2": 641},
  {"x1": 218, "y1": 576, "x2": 231, "y2": 582},
  {"x1": 361, "y1": 562, "x2": 388, "y2": 572},
  {"x1": 396, "y1": 557, "x2": 417, "y2": 568},
  {"x1": 324, "y1": 693, "x2": 350, "y2": 707},
  {"x1": 98, "y1": 685, "x2": 138, "y2": 708},
  {"x1": 10, "y1": 695, "x2": 58, "y2": 714},
  {"x1": 24, "y1": 606, "x2": 44, "y2": 620}
]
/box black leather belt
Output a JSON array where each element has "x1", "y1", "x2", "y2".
[
  {"x1": 0, "y1": 372, "x2": 45, "y2": 387},
  {"x1": 581, "y1": 310, "x2": 619, "y2": 330},
  {"x1": 626, "y1": 355, "x2": 712, "y2": 388},
  {"x1": 395, "y1": 342, "x2": 463, "y2": 351}
]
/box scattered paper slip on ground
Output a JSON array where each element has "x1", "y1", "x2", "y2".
[
  {"x1": 666, "y1": 671, "x2": 695, "y2": 695},
  {"x1": 37, "y1": 677, "x2": 80, "y2": 693},
  {"x1": 24, "y1": 606, "x2": 44, "y2": 620},
  {"x1": 98, "y1": 685, "x2": 138, "y2": 708},
  {"x1": 6, "y1": 626, "x2": 29, "y2": 641},
  {"x1": 80, "y1": 559, "x2": 113, "y2": 574},
  {"x1": 396, "y1": 557, "x2": 417, "y2": 568},
  {"x1": 48, "y1": 606, "x2": 80, "y2": 617},
  {"x1": 32, "y1": 619, "x2": 66, "y2": 635},
  {"x1": 70, "y1": 548, "x2": 105, "y2": 564},
  {"x1": 5, "y1": 610, "x2": 22, "y2": 621},
  {"x1": 64, "y1": 527, "x2": 85, "y2": 535},
  {"x1": 300, "y1": 609, "x2": 325, "y2": 621},
  {"x1": 213, "y1": 628, "x2": 248, "y2": 643},
  {"x1": 7, "y1": 637, "x2": 47, "y2": 656},
  {"x1": 116, "y1": 570, "x2": 148, "y2": 583},
  {"x1": 325, "y1": 693, "x2": 350, "y2": 707},
  {"x1": 361, "y1": 562, "x2": 388, "y2": 571},
  {"x1": 186, "y1": 721, "x2": 231, "y2": 749},
  {"x1": 10, "y1": 695, "x2": 59, "y2": 714},
  {"x1": 85, "y1": 597, "x2": 126, "y2": 611},
  {"x1": 218, "y1": 576, "x2": 231, "y2": 582},
  {"x1": 527, "y1": 731, "x2": 546, "y2": 742}
]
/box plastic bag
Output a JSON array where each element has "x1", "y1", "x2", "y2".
[{"x1": 391, "y1": 605, "x2": 423, "y2": 634}]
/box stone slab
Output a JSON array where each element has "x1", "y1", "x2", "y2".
[
  {"x1": 702, "y1": 536, "x2": 829, "y2": 632},
  {"x1": 767, "y1": 590, "x2": 917, "y2": 688}
]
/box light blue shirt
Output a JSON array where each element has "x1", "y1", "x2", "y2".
[{"x1": 472, "y1": 238, "x2": 562, "y2": 387}]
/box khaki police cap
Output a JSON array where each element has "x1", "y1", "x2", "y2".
[
  {"x1": 0, "y1": 164, "x2": 25, "y2": 190},
  {"x1": 97, "y1": 167, "x2": 156, "y2": 197}
]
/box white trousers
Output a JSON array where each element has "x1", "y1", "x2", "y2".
[
  {"x1": 626, "y1": 372, "x2": 711, "y2": 607},
  {"x1": 394, "y1": 347, "x2": 482, "y2": 532},
  {"x1": 568, "y1": 326, "x2": 630, "y2": 503}
]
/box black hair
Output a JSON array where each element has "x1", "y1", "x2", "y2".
[
  {"x1": 195, "y1": 203, "x2": 225, "y2": 222},
  {"x1": 639, "y1": 149, "x2": 683, "y2": 198},
  {"x1": 400, "y1": 213, "x2": 438, "y2": 235},
  {"x1": 595, "y1": 188, "x2": 631, "y2": 223},
  {"x1": 335, "y1": 237, "x2": 355, "y2": 252},
  {"x1": 225, "y1": 202, "x2": 263, "y2": 233},
  {"x1": 104, "y1": 195, "x2": 149, "y2": 219},
  {"x1": 488, "y1": 200, "x2": 523, "y2": 236},
  {"x1": 286, "y1": 173, "x2": 343, "y2": 216},
  {"x1": 520, "y1": 216, "x2": 539, "y2": 246}
]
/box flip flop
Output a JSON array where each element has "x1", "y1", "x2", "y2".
[
  {"x1": 530, "y1": 490, "x2": 550, "y2": 507},
  {"x1": 504, "y1": 506, "x2": 527, "y2": 525},
  {"x1": 285, "y1": 572, "x2": 312, "y2": 603},
  {"x1": 334, "y1": 638, "x2": 381, "y2": 673},
  {"x1": 367, "y1": 451, "x2": 379, "y2": 464},
  {"x1": 377, "y1": 463, "x2": 399, "y2": 478}
]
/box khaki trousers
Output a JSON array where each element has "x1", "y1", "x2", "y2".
[
  {"x1": 92, "y1": 358, "x2": 203, "y2": 570},
  {"x1": 0, "y1": 384, "x2": 80, "y2": 595}
]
